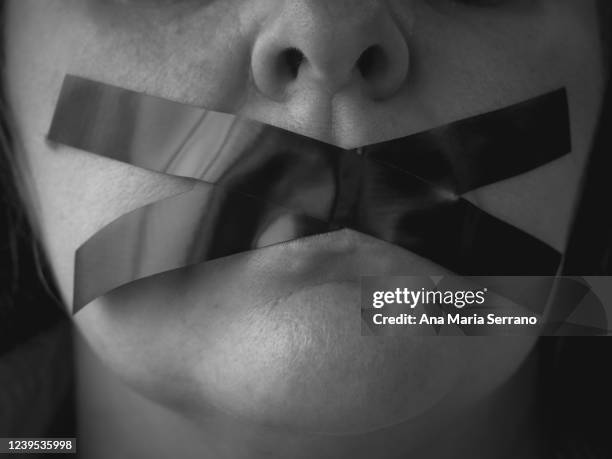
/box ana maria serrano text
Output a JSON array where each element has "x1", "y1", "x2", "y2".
[{"x1": 370, "y1": 288, "x2": 539, "y2": 326}]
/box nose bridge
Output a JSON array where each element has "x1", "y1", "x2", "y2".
[
  {"x1": 288, "y1": 0, "x2": 381, "y2": 81},
  {"x1": 251, "y1": 0, "x2": 410, "y2": 102},
  {"x1": 298, "y1": 0, "x2": 382, "y2": 29}
]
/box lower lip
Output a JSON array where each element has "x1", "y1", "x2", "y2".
[{"x1": 236, "y1": 228, "x2": 449, "y2": 307}]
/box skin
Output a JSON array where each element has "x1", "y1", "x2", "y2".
[{"x1": 4, "y1": 0, "x2": 606, "y2": 457}]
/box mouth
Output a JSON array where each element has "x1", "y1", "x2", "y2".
[{"x1": 50, "y1": 76, "x2": 570, "y2": 312}]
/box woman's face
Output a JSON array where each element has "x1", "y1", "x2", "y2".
[{"x1": 4, "y1": 0, "x2": 606, "y2": 455}]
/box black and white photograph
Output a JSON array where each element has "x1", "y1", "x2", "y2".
[{"x1": 1, "y1": 1, "x2": 612, "y2": 458}]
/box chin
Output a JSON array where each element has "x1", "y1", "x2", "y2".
[{"x1": 154, "y1": 281, "x2": 478, "y2": 435}]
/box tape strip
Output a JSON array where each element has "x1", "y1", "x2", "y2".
[
  {"x1": 47, "y1": 76, "x2": 571, "y2": 313},
  {"x1": 49, "y1": 76, "x2": 569, "y2": 192}
]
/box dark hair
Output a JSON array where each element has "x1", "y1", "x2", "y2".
[
  {"x1": 538, "y1": 4, "x2": 612, "y2": 458},
  {"x1": 0, "y1": 9, "x2": 65, "y2": 354},
  {"x1": 0, "y1": 1, "x2": 611, "y2": 455},
  {"x1": 0, "y1": 5, "x2": 74, "y2": 438}
]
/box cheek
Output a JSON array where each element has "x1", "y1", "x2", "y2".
[
  {"x1": 5, "y1": 0, "x2": 196, "y2": 305},
  {"x1": 406, "y1": 1, "x2": 605, "y2": 251},
  {"x1": 74, "y1": 0, "x2": 258, "y2": 109},
  {"x1": 409, "y1": 0, "x2": 605, "y2": 127}
]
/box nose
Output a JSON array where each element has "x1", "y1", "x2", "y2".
[{"x1": 251, "y1": 1, "x2": 410, "y2": 102}]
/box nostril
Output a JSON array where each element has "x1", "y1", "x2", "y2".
[
  {"x1": 357, "y1": 45, "x2": 388, "y2": 80},
  {"x1": 282, "y1": 48, "x2": 306, "y2": 79},
  {"x1": 251, "y1": 14, "x2": 409, "y2": 102}
]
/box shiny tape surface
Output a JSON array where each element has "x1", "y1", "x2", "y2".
[{"x1": 48, "y1": 76, "x2": 571, "y2": 314}]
